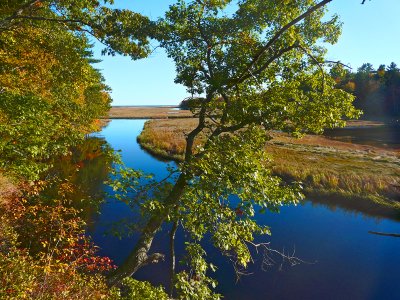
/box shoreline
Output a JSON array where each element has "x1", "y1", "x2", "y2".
[
  {"x1": 104, "y1": 115, "x2": 195, "y2": 120},
  {"x1": 105, "y1": 106, "x2": 194, "y2": 119},
  {"x1": 106, "y1": 106, "x2": 390, "y2": 127},
  {"x1": 135, "y1": 118, "x2": 400, "y2": 209},
  {"x1": 131, "y1": 136, "x2": 400, "y2": 221}
]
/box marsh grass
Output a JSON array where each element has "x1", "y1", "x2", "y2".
[
  {"x1": 269, "y1": 145, "x2": 400, "y2": 207},
  {"x1": 137, "y1": 119, "x2": 400, "y2": 207},
  {"x1": 137, "y1": 119, "x2": 202, "y2": 161},
  {"x1": 107, "y1": 106, "x2": 194, "y2": 119}
]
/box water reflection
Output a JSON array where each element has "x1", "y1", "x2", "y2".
[
  {"x1": 42, "y1": 136, "x2": 114, "y2": 221},
  {"x1": 324, "y1": 126, "x2": 400, "y2": 149},
  {"x1": 88, "y1": 120, "x2": 400, "y2": 300},
  {"x1": 305, "y1": 193, "x2": 400, "y2": 222}
]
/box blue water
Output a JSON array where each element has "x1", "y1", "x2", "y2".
[{"x1": 90, "y1": 120, "x2": 400, "y2": 300}]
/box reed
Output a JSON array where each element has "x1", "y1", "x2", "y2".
[
  {"x1": 137, "y1": 119, "x2": 400, "y2": 205},
  {"x1": 106, "y1": 106, "x2": 194, "y2": 119}
]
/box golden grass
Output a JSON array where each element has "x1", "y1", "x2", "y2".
[
  {"x1": 106, "y1": 106, "x2": 194, "y2": 119},
  {"x1": 137, "y1": 118, "x2": 204, "y2": 160},
  {"x1": 268, "y1": 145, "x2": 399, "y2": 203},
  {"x1": 137, "y1": 118, "x2": 400, "y2": 205},
  {"x1": 107, "y1": 107, "x2": 385, "y2": 125}
]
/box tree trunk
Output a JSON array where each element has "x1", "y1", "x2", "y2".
[
  {"x1": 107, "y1": 174, "x2": 187, "y2": 286},
  {"x1": 108, "y1": 100, "x2": 208, "y2": 286},
  {"x1": 169, "y1": 221, "x2": 178, "y2": 297}
]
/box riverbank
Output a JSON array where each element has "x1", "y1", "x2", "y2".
[
  {"x1": 105, "y1": 107, "x2": 390, "y2": 127},
  {"x1": 92, "y1": 119, "x2": 400, "y2": 300},
  {"x1": 137, "y1": 118, "x2": 400, "y2": 209}
]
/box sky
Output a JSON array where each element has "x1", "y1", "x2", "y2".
[{"x1": 93, "y1": 0, "x2": 400, "y2": 106}]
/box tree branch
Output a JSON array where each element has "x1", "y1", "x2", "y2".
[
  {"x1": 107, "y1": 174, "x2": 188, "y2": 286},
  {"x1": 325, "y1": 60, "x2": 352, "y2": 70},
  {"x1": 13, "y1": 15, "x2": 93, "y2": 28},
  {"x1": 169, "y1": 221, "x2": 179, "y2": 297},
  {"x1": 233, "y1": 0, "x2": 333, "y2": 86},
  {"x1": 219, "y1": 91, "x2": 231, "y2": 125},
  {"x1": 298, "y1": 44, "x2": 326, "y2": 92},
  {"x1": 0, "y1": 0, "x2": 41, "y2": 27},
  {"x1": 184, "y1": 95, "x2": 212, "y2": 161},
  {"x1": 233, "y1": 42, "x2": 300, "y2": 86}
]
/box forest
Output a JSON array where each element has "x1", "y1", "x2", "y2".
[
  {"x1": 331, "y1": 62, "x2": 400, "y2": 121},
  {"x1": 180, "y1": 62, "x2": 400, "y2": 123},
  {"x1": 0, "y1": 0, "x2": 150, "y2": 298}
]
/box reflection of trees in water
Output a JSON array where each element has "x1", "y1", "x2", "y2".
[
  {"x1": 324, "y1": 126, "x2": 400, "y2": 149},
  {"x1": 41, "y1": 137, "x2": 114, "y2": 219},
  {"x1": 306, "y1": 192, "x2": 400, "y2": 222}
]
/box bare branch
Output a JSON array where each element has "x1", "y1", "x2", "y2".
[
  {"x1": 246, "y1": 241, "x2": 316, "y2": 272},
  {"x1": 325, "y1": 60, "x2": 352, "y2": 70}
]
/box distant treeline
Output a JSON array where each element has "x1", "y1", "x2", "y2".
[
  {"x1": 179, "y1": 63, "x2": 400, "y2": 123},
  {"x1": 331, "y1": 62, "x2": 400, "y2": 122}
]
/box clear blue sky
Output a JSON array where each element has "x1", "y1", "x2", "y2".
[{"x1": 93, "y1": 0, "x2": 400, "y2": 106}]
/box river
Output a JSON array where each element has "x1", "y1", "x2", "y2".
[
  {"x1": 324, "y1": 125, "x2": 400, "y2": 149},
  {"x1": 88, "y1": 119, "x2": 400, "y2": 300}
]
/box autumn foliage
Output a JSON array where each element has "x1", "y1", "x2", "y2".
[
  {"x1": 331, "y1": 62, "x2": 400, "y2": 121},
  {"x1": 0, "y1": 2, "x2": 118, "y2": 298}
]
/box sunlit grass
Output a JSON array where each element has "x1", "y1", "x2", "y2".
[
  {"x1": 137, "y1": 118, "x2": 202, "y2": 161},
  {"x1": 107, "y1": 106, "x2": 193, "y2": 119},
  {"x1": 268, "y1": 145, "x2": 399, "y2": 206},
  {"x1": 137, "y1": 118, "x2": 400, "y2": 206}
]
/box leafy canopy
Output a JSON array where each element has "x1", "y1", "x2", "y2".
[
  {"x1": 0, "y1": 0, "x2": 154, "y2": 59},
  {"x1": 158, "y1": 0, "x2": 358, "y2": 134},
  {"x1": 110, "y1": 1, "x2": 360, "y2": 298},
  {"x1": 0, "y1": 0, "x2": 154, "y2": 178},
  {"x1": 0, "y1": 21, "x2": 111, "y2": 178},
  {"x1": 0, "y1": 0, "x2": 363, "y2": 298}
]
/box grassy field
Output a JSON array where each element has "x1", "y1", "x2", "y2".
[
  {"x1": 106, "y1": 106, "x2": 194, "y2": 119},
  {"x1": 137, "y1": 118, "x2": 206, "y2": 160},
  {"x1": 106, "y1": 107, "x2": 389, "y2": 127},
  {"x1": 137, "y1": 118, "x2": 400, "y2": 209}
]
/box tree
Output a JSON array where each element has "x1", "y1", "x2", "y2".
[
  {"x1": 0, "y1": 0, "x2": 154, "y2": 59},
  {"x1": 377, "y1": 64, "x2": 386, "y2": 79},
  {"x1": 0, "y1": 22, "x2": 110, "y2": 178},
  {"x1": 384, "y1": 62, "x2": 400, "y2": 119},
  {"x1": 333, "y1": 62, "x2": 400, "y2": 120},
  {"x1": 0, "y1": 0, "x2": 156, "y2": 178},
  {"x1": 1, "y1": 2, "x2": 166, "y2": 298},
  {"x1": 108, "y1": 0, "x2": 359, "y2": 297}
]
